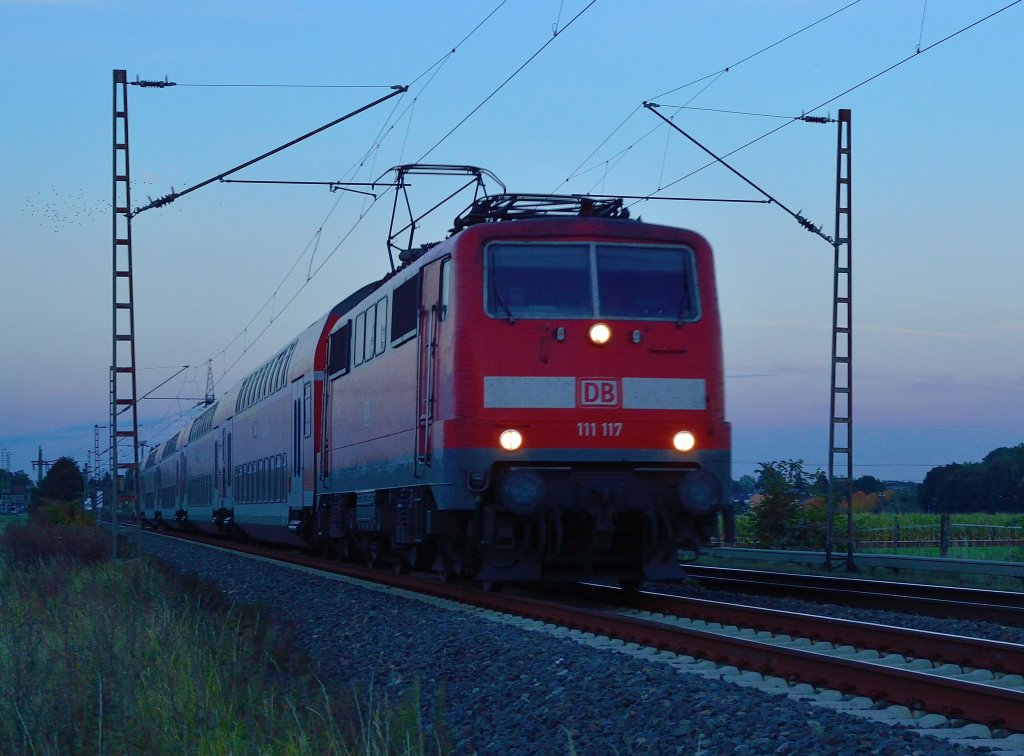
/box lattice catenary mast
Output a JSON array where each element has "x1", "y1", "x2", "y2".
[
  {"x1": 825, "y1": 109, "x2": 854, "y2": 571},
  {"x1": 110, "y1": 69, "x2": 142, "y2": 555}
]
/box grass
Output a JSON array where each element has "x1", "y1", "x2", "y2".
[
  {"x1": 0, "y1": 519, "x2": 448, "y2": 755},
  {"x1": 699, "y1": 553, "x2": 1024, "y2": 591},
  {"x1": 733, "y1": 511, "x2": 1024, "y2": 559},
  {"x1": 0, "y1": 513, "x2": 28, "y2": 532},
  {"x1": 718, "y1": 510, "x2": 1024, "y2": 590}
]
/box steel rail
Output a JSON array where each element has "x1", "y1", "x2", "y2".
[
  {"x1": 682, "y1": 565, "x2": 1024, "y2": 626},
  {"x1": 566, "y1": 583, "x2": 1024, "y2": 675}
]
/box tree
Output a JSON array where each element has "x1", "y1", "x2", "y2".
[
  {"x1": 918, "y1": 444, "x2": 1024, "y2": 513},
  {"x1": 33, "y1": 457, "x2": 83, "y2": 505},
  {"x1": 731, "y1": 474, "x2": 757, "y2": 500},
  {"x1": 853, "y1": 475, "x2": 885, "y2": 495},
  {"x1": 0, "y1": 469, "x2": 32, "y2": 492}
]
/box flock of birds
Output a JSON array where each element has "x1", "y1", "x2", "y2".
[{"x1": 19, "y1": 177, "x2": 168, "y2": 231}]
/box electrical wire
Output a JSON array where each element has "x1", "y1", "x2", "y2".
[
  {"x1": 558, "y1": 1, "x2": 862, "y2": 190},
  {"x1": 651, "y1": 105, "x2": 800, "y2": 120},
  {"x1": 415, "y1": 0, "x2": 598, "y2": 163},
  {"x1": 650, "y1": 0, "x2": 864, "y2": 102},
  {"x1": 917, "y1": 0, "x2": 930, "y2": 52},
  {"x1": 634, "y1": 0, "x2": 1023, "y2": 208},
  {"x1": 195, "y1": 1, "x2": 512, "y2": 392},
  {"x1": 175, "y1": 82, "x2": 396, "y2": 88}
]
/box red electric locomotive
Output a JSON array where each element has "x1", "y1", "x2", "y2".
[{"x1": 141, "y1": 191, "x2": 731, "y2": 586}]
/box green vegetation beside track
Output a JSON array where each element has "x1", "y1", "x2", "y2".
[{"x1": 0, "y1": 507, "x2": 445, "y2": 755}]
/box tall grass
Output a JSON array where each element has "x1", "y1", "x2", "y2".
[{"x1": 0, "y1": 522, "x2": 446, "y2": 755}]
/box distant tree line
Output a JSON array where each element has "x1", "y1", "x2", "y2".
[
  {"x1": 918, "y1": 444, "x2": 1024, "y2": 513},
  {"x1": 0, "y1": 468, "x2": 33, "y2": 492}
]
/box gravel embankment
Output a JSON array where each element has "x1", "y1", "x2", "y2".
[{"x1": 141, "y1": 534, "x2": 1000, "y2": 755}]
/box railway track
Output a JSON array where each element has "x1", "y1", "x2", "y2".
[
  {"x1": 681, "y1": 564, "x2": 1024, "y2": 626},
  {"x1": 137, "y1": 527, "x2": 1024, "y2": 738}
]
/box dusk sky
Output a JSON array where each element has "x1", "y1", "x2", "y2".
[{"x1": 2, "y1": 1, "x2": 1022, "y2": 484}]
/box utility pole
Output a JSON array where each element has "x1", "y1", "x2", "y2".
[
  {"x1": 205, "y1": 359, "x2": 215, "y2": 405},
  {"x1": 32, "y1": 446, "x2": 57, "y2": 484},
  {"x1": 83, "y1": 458, "x2": 90, "y2": 509}
]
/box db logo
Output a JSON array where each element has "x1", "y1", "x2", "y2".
[{"x1": 578, "y1": 378, "x2": 620, "y2": 407}]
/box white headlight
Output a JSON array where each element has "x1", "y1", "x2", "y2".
[
  {"x1": 499, "y1": 429, "x2": 523, "y2": 451},
  {"x1": 672, "y1": 431, "x2": 696, "y2": 452},
  {"x1": 589, "y1": 323, "x2": 611, "y2": 345}
]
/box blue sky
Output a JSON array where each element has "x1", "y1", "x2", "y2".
[{"x1": 1, "y1": 1, "x2": 1022, "y2": 484}]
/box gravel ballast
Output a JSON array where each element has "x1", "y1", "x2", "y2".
[{"x1": 140, "y1": 534, "x2": 1004, "y2": 754}]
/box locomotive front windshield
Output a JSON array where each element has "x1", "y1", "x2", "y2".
[{"x1": 485, "y1": 242, "x2": 699, "y2": 322}]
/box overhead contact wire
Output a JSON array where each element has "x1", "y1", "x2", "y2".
[
  {"x1": 562, "y1": 1, "x2": 861, "y2": 190},
  {"x1": 205, "y1": 2, "x2": 510, "y2": 390},
  {"x1": 649, "y1": 0, "x2": 863, "y2": 101},
  {"x1": 416, "y1": 0, "x2": 599, "y2": 163},
  {"x1": 639, "y1": 0, "x2": 1023, "y2": 205}
]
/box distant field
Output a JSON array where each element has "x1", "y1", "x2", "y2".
[
  {"x1": 860, "y1": 545, "x2": 1023, "y2": 561},
  {"x1": 855, "y1": 512, "x2": 1023, "y2": 561},
  {"x1": 0, "y1": 514, "x2": 28, "y2": 532},
  {"x1": 855, "y1": 512, "x2": 1024, "y2": 531},
  {"x1": 733, "y1": 511, "x2": 1024, "y2": 562}
]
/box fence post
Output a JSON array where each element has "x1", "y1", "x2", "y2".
[
  {"x1": 892, "y1": 516, "x2": 900, "y2": 554},
  {"x1": 940, "y1": 513, "x2": 950, "y2": 557},
  {"x1": 721, "y1": 506, "x2": 736, "y2": 544}
]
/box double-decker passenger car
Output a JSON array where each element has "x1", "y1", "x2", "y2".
[{"x1": 141, "y1": 193, "x2": 730, "y2": 586}]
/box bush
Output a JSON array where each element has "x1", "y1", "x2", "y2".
[
  {"x1": 31, "y1": 498, "x2": 95, "y2": 527},
  {"x1": 748, "y1": 460, "x2": 826, "y2": 549},
  {"x1": 0, "y1": 521, "x2": 110, "y2": 567}
]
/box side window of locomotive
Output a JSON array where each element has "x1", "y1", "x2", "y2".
[
  {"x1": 363, "y1": 304, "x2": 377, "y2": 363},
  {"x1": 353, "y1": 312, "x2": 366, "y2": 367},
  {"x1": 390, "y1": 273, "x2": 419, "y2": 346},
  {"x1": 375, "y1": 298, "x2": 387, "y2": 355},
  {"x1": 303, "y1": 382, "x2": 312, "y2": 438},
  {"x1": 439, "y1": 258, "x2": 451, "y2": 322},
  {"x1": 595, "y1": 245, "x2": 699, "y2": 322},
  {"x1": 486, "y1": 243, "x2": 591, "y2": 319},
  {"x1": 327, "y1": 321, "x2": 351, "y2": 376}
]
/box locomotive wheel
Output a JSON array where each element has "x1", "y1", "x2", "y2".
[
  {"x1": 339, "y1": 536, "x2": 354, "y2": 562},
  {"x1": 437, "y1": 559, "x2": 459, "y2": 583},
  {"x1": 436, "y1": 542, "x2": 466, "y2": 583},
  {"x1": 393, "y1": 554, "x2": 410, "y2": 575},
  {"x1": 365, "y1": 538, "x2": 381, "y2": 568}
]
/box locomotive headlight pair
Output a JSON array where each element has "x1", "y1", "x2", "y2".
[{"x1": 504, "y1": 428, "x2": 694, "y2": 452}]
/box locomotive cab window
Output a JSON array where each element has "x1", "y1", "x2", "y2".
[
  {"x1": 485, "y1": 242, "x2": 699, "y2": 322},
  {"x1": 596, "y1": 245, "x2": 698, "y2": 321}
]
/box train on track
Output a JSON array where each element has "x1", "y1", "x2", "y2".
[{"x1": 140, "y1": 189, "x2": 731, "y2": 586}]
